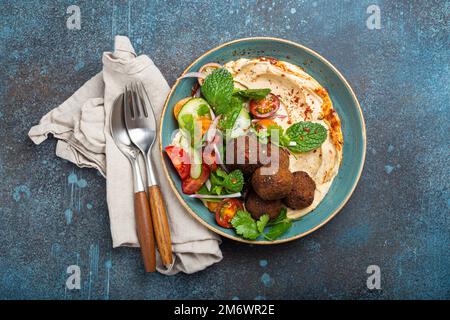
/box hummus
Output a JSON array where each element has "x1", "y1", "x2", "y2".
[{"x1": 224, "y1": 58, "x2": 344, "y2": 219}]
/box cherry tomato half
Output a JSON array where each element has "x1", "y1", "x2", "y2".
[
  {"x1": 182, "y1": 164, "x2": 210, "y2": 194},
  {"x1": 206, "y1": 201, "x2": 220, "y2": 213},
  {"x1": 165, "y1": 145, "x2": 190, "y2": 180},
  {"x1": 215, "y1": 198, "x2": 244, "y2": 229},
  {"x1": 249, "y1": 93, "x2": 280, "y2": 118}
]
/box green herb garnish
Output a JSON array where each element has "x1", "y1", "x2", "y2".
[
  {"x1": 208, "y1": 168, "x2": 244, "y2": 195},
  {"x1": 264, "y1": 208, "x2": 292, "y2": 240},
  {"x1": 231, "y1": 211, "x2": 269, "y2": 240},
  {"x1": 201, "y1": 68, "x2": 234, "y2": 115},
  {"x1": 230, "y1": 207, "x2": 294, "y2": 241},
  {"x1": 284, "y1": 122, "x2": 327, "y2": 153},
  {"x1": 219, "y1": 96, "x2": 243, "y2": 129},
  {"x1": 233, "y1": 88, "x2": 271, "y2": 101},
  {"x1": 223, "y1": 170, "x2": 244, "y2": 192}
]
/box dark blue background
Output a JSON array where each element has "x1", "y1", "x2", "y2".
[{"x1": 1, "y1": 0, "x2": 449, "y2": 299}]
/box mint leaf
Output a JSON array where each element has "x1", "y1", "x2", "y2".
[
  {"x1": 285, "y1": 121, "x2": 327, "y2": 153},
  {"x1": 256, "y1": 214, "x2": 270, "y2": 233},
  {"x1": 209, "y1": 168, "x2": 244, "y2": 194},
  {"x1": 219, "y1": 96, "x2": 243, "y2": 129},
  {"x1": 209, "y1": 170, "x2": 225, "y2": 192},
  {"x1": 211, "y1": 185, "x2": 223, "y2": 195},
  {"x1": 264, "y1": 221, "x2": 292, "y2": 240},
  {"x1": 231, "y1": 210, "x2": 261, "y2": 240},
  {"x1": 234, "y1": 88, "x2": 271, "y2": 101},
  {"x1": 223, "y1": 169, "x2": 244, "y2": 193},
  {"x1": 201, "y1": 68, "x2": 234, "y2": 114},
  {"x1": 215, "y1": 168, "x2": 228, "y2": 179}
]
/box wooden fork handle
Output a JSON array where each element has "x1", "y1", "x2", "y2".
[
  {"x1": 148, "y1": 185, "x2": 173, "y2": 266},
  {"x1": 134, "y1": 191, "x2": 156, "y2": 272}
]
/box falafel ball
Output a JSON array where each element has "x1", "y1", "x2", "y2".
[
  {"x1": 245, "y1": 190, "x2": 283, "y2": 220},
  {"x1": 225, "y1": 134, "x2": 262, "y2": 176},
  {"x1": 272, "y1": 147, "x2": 290, "y2": 170},
  {"x1": 225, "y1": 135, "x2": 290, "y2": 176},
  {"x1": 283, "y1": 171, "x2": 316, "y2": 209},
  {"x1": 251, "y1": 166, "x2": 294, "y2": 200}
]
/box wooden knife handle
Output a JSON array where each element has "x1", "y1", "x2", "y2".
[
  {"x1": 134, "y1": 191, "x2": 156, "y2": 272},
  {"x1": 148, "y1": 185, "x2": 173, "y2": 266}
]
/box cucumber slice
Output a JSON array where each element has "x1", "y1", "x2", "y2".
[
  {"x1": 229, "y1": 108, "x2": 251, "y2": 138},
  {"x1": 177, "y1": 98, "x2": 212, "y2": 130},
  {"x1": 189, "y1": 147, "x2": 202, "y2": 179}
]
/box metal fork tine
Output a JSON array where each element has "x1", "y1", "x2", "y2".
[
  {"x1": 137, "y1": 81, "x2": 155, "y2": 116},
  {"x1": 130, "y1": 83, "x2": 141, "y2": 119},
  {"x1": 124, "y1": 84, "x2": 133, "y2": 120},
  {"x1": 132, "y1": 82, "x2": 147, "y2": 118}
]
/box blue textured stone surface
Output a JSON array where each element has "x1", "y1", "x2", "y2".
[{"x1": 0, "y1": 0, "x2": 449, "y2": 299}]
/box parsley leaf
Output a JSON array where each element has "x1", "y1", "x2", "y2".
[
  {"x1": 264, "y1": 221, "x2": 292, "y2": 240},
  {"x1": 264, "y1": 208, "x2": 292, "y2": 240},
  {"x1": 231, "y1": 211, "x2": 267, "y2": 240},
  {"x1": 233, "y1": 88, "x2": 271, "y2": 101},
  {"x1": 267, "y1": 207, "x2": 288, "y2": 226},
  {"x1": 231, "y1": 207, "x2": 292, "y2": 241},
  {"x1": 285, "y1": 121, "x2": 327, "y2": 153},
  {"x1": 201, "y1": 68, "x2": 234, "y2": 115},
  {"x1": 257, "y1": 214, "x2": 270, "y2": 233}
]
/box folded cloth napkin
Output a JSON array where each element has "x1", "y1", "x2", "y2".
[{"x1": 28, "y1": 36, "x2": 222, "y2": 275}]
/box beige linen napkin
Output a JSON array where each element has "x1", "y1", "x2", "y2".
[{"x1": 28, "y1": 36, "x2": 222, "y2": 274}]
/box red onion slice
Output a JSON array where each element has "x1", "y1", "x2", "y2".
[
  {"x1": 200, "y1": 62, "x2": 222, "y2": 70},
  {"x1": 189, "y1": 192, "x2": 241, "y2": 199},
  {"x1": 198, "y1": 63, "x2": 222, "y2": 85},
  {"x1": 178, "y1": 72, "x2": 206, "y2": 81},
  {"x1": 272, "y1": 114, "x2": 287, "y2": 119},
  {"x1": 193, "y1": 86, "x2": 201, "y2": 97}
]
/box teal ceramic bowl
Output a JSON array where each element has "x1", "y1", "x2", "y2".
[{"x1": 159, "y1": 37, "x2": 366, "y2": 244}]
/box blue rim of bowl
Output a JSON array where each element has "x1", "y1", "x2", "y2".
[{"x1": 159, "y1": 37, "x2": 366, "y2": 244}]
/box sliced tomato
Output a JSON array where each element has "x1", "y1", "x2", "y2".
[
  {"x1": 254, "y1": 119, "x2": 279, "y2": 131},
  {"x1": 182, "y1": 164, "x2": 210, "y2": 194},
  {"x1": 165, "y1": 145, "x2": 190, "y2": 180},
  {"x1": 206, "y1": 201, "x2": 220, "y2": 213},
  {"x1": 215, "y1": 198, "x2": 244, "y2": 229},
  {"x1": 202, "y1": 147, "x2": 218, "y2": 171},
  {"x1": 249, "y1": 93, "x2": 280, "y2": 118}
]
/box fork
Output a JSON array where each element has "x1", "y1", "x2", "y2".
[{"x1": 124, "y1": 82, "x2": 173, "y2": 266}]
